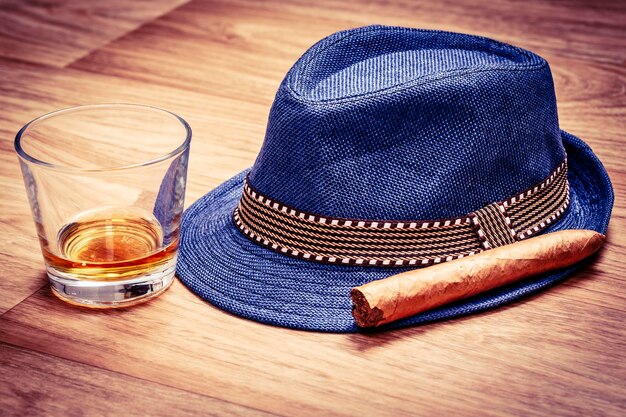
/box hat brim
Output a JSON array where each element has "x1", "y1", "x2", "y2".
[{"x1": 177, "y1": 131, "x2": 613, "y2": 332}]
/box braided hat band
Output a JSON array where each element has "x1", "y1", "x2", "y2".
[{"x1": 233, "y1": 159, "x2": 569, "y2": 267}]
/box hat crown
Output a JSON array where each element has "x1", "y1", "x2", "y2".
[{"x1": 249, "y1": 26, "x2": 565, "y2": 220}]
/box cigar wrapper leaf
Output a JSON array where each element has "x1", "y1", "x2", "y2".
[{"x1": 351, "y1": 230, "x2": 605, "y2": 328}]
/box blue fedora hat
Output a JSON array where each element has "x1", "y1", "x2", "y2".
[{"x1": 178, "y1": 25, "x2": 613, "y2": 332}]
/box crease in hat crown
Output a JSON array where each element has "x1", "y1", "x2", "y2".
[{"x1": 248, "y1": 25, "x2": 566, "y2": 223}]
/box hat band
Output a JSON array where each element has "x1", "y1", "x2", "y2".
[{"x1": 233, "y1": 159, "x2": 569, "y2": 267}]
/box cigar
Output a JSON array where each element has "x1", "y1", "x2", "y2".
[{"x1": 351, "y1": 230, "x2": 605, "y2": 328}]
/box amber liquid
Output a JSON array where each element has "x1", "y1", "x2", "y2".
[{"x1": 44, "y1": 208, "x2": 178, "y2": 281}]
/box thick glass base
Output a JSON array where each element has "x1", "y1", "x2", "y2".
[{"x1": 47, "y1": 258, "x2": 176, "y2": 308}]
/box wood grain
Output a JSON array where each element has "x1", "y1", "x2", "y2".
[
  {"x1": 0, "y1": 278, "x2": 624, "y2": 417},
  {"x1": 0, "y1": 0, "x2": 625, "y2": 415},
  {"x1": 0, "y1": 0, "x2": 190, "y2": 68},
  {"x1": 0, "y1": 343, "x2": 273, "y2": 417}
]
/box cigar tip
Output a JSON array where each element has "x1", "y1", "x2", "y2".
[
  {"x1": 584, "y1": 230, "x2": 605, "y2": 238},
  {"x1": 350, "y1": 288, "x2": 384, "y2": 328},
  {"x1": 584, "y1": 230, "x2": 606, "y2": 249},
  {"x1": 558, "y1": 230, "x2": 605, "y2": 254},
  {"x1": 594, "y1": 232, "x2": 606, "y2": 251}
]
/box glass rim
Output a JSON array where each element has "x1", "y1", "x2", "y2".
[{"x1": 14, "y1": 103, "x2": 192, "y2": 173}]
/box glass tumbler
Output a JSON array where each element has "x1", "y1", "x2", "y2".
[{"x1": 15, "y1": 104, "x2": 191, "y2": 308}]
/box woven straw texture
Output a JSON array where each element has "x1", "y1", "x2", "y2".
[{"x1": 178, "y1": 26, "x2": 613, "y2": 332}]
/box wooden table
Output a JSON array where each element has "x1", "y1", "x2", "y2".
[{"x1": 1, "y1": 1, "x2": 624, "y2": 415}]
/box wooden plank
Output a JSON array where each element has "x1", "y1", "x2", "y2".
[
  {"x1": 0, "y1": 0, "x2": 625, "y2": 416},
  {"x1": 0, "y1": 279, "x2": 624, "y2": 417},
  {"x1": 70, "y1": 0, "x2": 626, "y2": 75},
  {"x1": 0, "y1": 0, "x2": 190, "y2": 67},
  {"x1": 0, "y1": 342, "x2": 275, "y2": 417}
]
